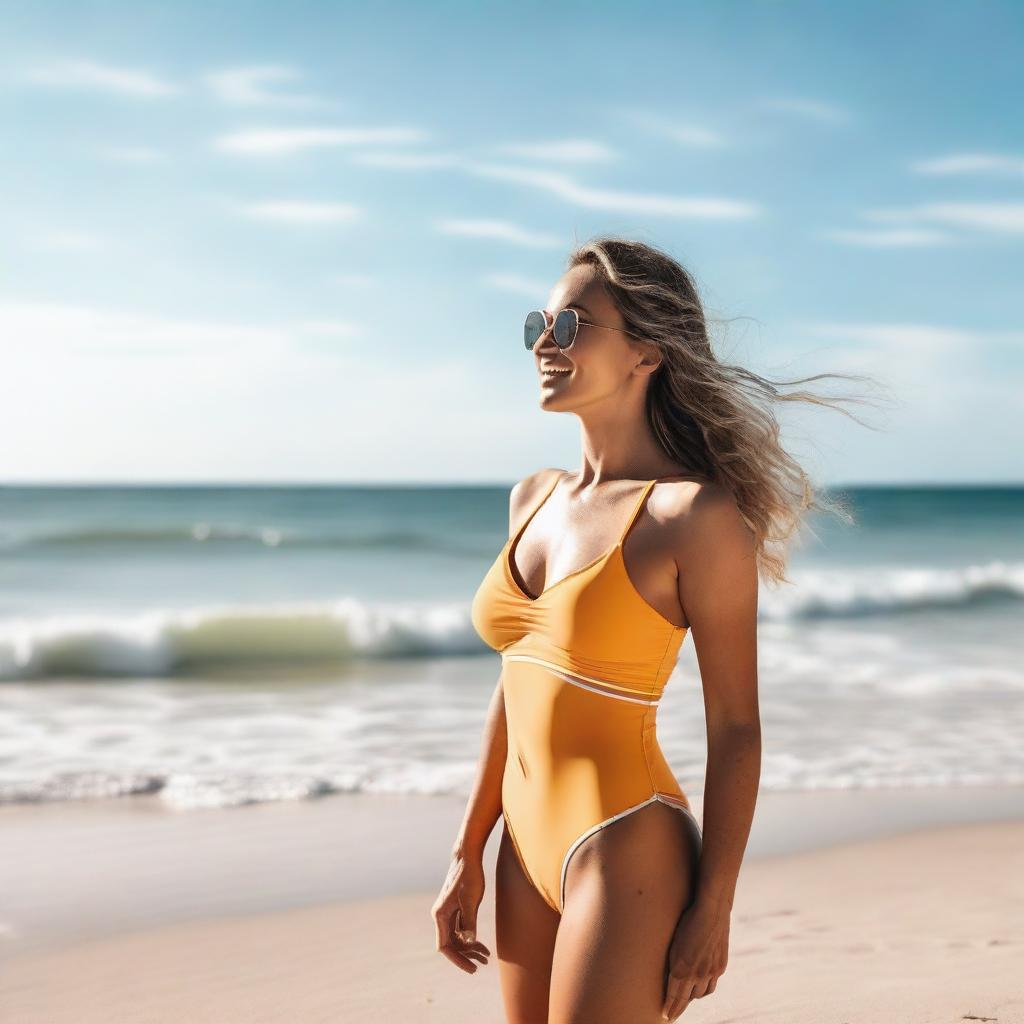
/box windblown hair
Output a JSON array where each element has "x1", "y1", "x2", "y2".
[{"x1": 567, "y1": 236, "x2": 877, "y2": 586}]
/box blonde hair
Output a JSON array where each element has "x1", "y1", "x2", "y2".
[{"x1": 567, "y1": 236, "x2": 878, "y2": 585}]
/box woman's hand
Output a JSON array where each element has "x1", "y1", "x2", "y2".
[
  {"x1": 661, "y1": 897, "x2": 731, "y2": 1019},
  {"x1": 431, "y1": 848, "x2": 492, "y2": 974}
]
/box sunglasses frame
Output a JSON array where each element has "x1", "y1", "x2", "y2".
[{"x1": 524, "y1": 308, "x2": 645, "y2": 351}]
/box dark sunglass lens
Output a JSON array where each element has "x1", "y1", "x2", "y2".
[
  {"x1": 524, "y1": 310, "x2": 547, "y2": 350},
  {"x1": 553, "y1": 309, "x2": 577, "y2": 349}
]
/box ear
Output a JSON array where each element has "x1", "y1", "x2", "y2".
[{"x1": 634, "y1": 344, "x2": 663, "y2": 376}]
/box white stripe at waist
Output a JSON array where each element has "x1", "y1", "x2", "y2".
[{"x1": 501, "y1": 653, "x2": 659, "y2": 706}]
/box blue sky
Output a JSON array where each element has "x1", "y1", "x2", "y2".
[{"x1": 1, "y1": 0, "x2": 1021, "y2": 484}]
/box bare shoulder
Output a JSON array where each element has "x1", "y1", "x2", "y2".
[
  {"x1": 507, "y1": 467, "x2": 565, "y2": 536},
  {"x1": 654, "y1": 478, "x2": 756, "y2": 561},
  {"x1": 656, "y1": 479, "x2": 758, "y2": 628}
]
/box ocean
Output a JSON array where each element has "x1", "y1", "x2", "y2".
[{"x1": 1, "y1": 483, "x2": 1021, "y2": 810}]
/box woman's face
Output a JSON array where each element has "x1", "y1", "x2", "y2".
[{"x1": 535, "y1": 263, "x2": 656, "y2": 411}]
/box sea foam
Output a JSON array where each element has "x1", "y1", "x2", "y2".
[{"x1": 1, "y1": 561, "x2": 1020, "y2": 681}]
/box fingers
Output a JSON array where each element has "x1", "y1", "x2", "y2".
[
  {"x1": 662, "y1": 977, "x2": 696, "y2": 1020},
  {"x1": 438, "y1": 942, "x2": 483, "y2": 974},
  {"x1": 691, "y1": 975, "x2": 716, "y2": 998},
  {"x1": 461, "y1": 941, "x2": 491, "y2": 964},
  {"x1": 437, "y1": 933, "x2": 491, "y2": 973},
  {"x1": 663, "y1": 972, "x2": 721, "y2": 1019},
  {"x1": 432, "y1": 898, "x2": 491, "y2": 974},
  {"x1": 453, "y1": 904, "x2": 491, "y2": 965}
]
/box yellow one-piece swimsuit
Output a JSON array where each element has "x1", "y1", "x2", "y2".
[{"x1": 471, "y1": 471, "x2": 701, "y2": 913}]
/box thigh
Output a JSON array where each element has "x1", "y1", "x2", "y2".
[
  {"x1": 495, "y1": 822, "x2": 561, "y2": 1024},
  {"x1": 549, "y1": 800, "x2": 700, "y2": 1024}
]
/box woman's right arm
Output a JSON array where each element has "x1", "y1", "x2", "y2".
[
  {"x1": 451, "y1": 668, "x2": 509, "y2": 862},
  {"x1": 431, "y1": 672, "x2": 506, "y2": 972},
  {"x1": 433, "y1": 473, "x2": 544, "y2": 973}
]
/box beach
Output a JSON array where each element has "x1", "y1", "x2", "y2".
[
  {"x1": 2, "y1": 485, "x2": 1022, "y2": 1020},
  {"x1": 4, "y1": 0, "x2": 1022, "y2": 1015},
  {"x1": 2, "y1": 785, "x2": 1022, "y2": 1023}
]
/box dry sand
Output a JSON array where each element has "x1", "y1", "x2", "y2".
[{"x1": 1, "y1": 790, "x2": 1022, "y2": 1023}]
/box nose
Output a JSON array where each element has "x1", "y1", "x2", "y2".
[{"x1": 534, "y1": 311, "x2": 558, "y2": 352}]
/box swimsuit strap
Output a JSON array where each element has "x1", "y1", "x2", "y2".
[
  {"x1": 509, "y1": 470, "x2": 564, "y2": 547},
  {"x1": 513, "y1": 473, "x2": 657, "y2": 549},
  {"x1": 617, "y1": 478, "x2": 658, "y2": 546}
]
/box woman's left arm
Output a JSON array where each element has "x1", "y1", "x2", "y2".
[{"x1": 662, "y1": 482, "x2": 761, "y2": 1019}]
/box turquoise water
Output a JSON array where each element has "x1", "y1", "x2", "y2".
[{"x1": 1, "y1": 484, "x2": 1021, "y2": 807}]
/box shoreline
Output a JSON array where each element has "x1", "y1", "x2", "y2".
[{"x1": 2, "y1": 782, "x2": 1023, "y2": 960}]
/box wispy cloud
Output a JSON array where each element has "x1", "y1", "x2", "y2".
[
  {"x1": 349, "y1": 151, "x2": 456, "y2": 169},
  {"x1": 436, "y1": 219, "x2": 564, "y2": 248},
  {"x1": 491, "y1": 138, "x2": 618, "y2": 163},
  {"x1": 753, "y1": 95, "x2": 851, "y2": 124},
  {"x1": 0, "y1": 302, "x2": 285, "y2": 356},
  {"x1": 619, "y1": 111, "x2": 728, "y2": 148},
  {"x1": 481, "y1": 272, "x2": 554, "y2": 298},
  {"x1": 341, "y1": 144, "x2": 756, "y2": 220},
  {"x1": 911, "y1": 153, "x2": 1024, "y2": 177},
  {"x1": 781, "y1": 321, "x2": 1023, "y2": 414},
  {"x1": 791, "y1": 321, "x2": 1024, "y2": 392},
  {"x1": 804, "y1": 322, "x2": 974, "y2": 354},
  {"x1": 864, "y1": 202, "x2": 1024, "y2": 235},
  {"x1": 214, "y1": 125, "x2": 428, "y2": 156},
  {"x1": 820, "y1": 227, "x2": 952, "y2": 248},
  {"x1": 236, "y1": 200, "x2": 362, "y2": 225},
  {"x1": 0, "y1": 302, "x2": 362, "y2": 356},
  {"x1": 462, "y1": 162, "x2": 760, "y2": 219},
  {"x1": 23, "y1": 59, "x2": 179, "y2": 98},
  {"x1": 203, "y1": 65, "x2": 324, "y2": 108}
]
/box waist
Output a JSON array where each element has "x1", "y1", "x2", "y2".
[{"x1": 502, "y1": 652, "x2": 663, "y2": 706}]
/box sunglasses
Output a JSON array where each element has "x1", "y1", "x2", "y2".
[{"x1": 523, "y1": 308, "x2": 644, "y2": 351}]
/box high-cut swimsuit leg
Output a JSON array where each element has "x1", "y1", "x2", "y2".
[{"x1": 471, "y1": 473, "x2": 702, "y2": 913}]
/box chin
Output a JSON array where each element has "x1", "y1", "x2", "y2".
[{"x1": 539, "y1": 394, "x2": 574, "y2": 412}]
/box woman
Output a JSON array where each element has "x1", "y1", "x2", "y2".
[{"x1": 433, "y1": 237, "x2": 857, "y2": 1023}]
